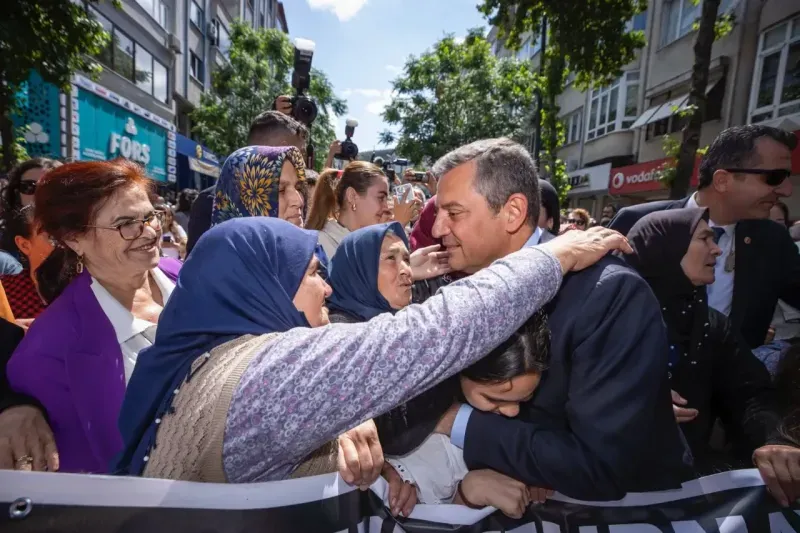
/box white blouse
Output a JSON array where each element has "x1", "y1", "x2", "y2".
[
  {"x1": 386, "y1": 433, "x2": 469, "y2": 505},
  {"x1": 89, "y1": 268, "x2": 176, "y2": 383},
  {"x1": 317, "y1": 219, "x2": 351, "y2": 259}
]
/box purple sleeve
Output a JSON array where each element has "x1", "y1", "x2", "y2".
[{"x1": 223, "y1": 246, "x2": 564, "y2": 482}]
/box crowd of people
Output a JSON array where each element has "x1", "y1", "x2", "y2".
[{"x1": 0, "y1": 98, "x2": 799, "y2": 520}]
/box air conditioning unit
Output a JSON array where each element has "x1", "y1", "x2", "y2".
[
  {"x1": 167, "y1": 33, "x2": 182, "y2": 54},
  {"x1": 207, "y1": 21, "x2": 219, "y2": 47}
]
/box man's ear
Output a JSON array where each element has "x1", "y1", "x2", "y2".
[
  {"x1": 712, "y1": 169, "x2": 733, "y2": 193},
  {"x1": 503, "y1": 193, "x2": 529, "y2": 234}
]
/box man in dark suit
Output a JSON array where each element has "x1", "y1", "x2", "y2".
[
  {"x1": 610, "y1": 125, "x2": 799, "y2": 349},
  {"x1": 422, "y1": 138, "x2": 691, "y2": 500},
  {"x1": 185, "y1": 110, "x2": 309, "y2": 255}
]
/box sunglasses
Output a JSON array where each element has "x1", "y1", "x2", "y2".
[
  {"x1": 567, "y1": 218, "x2": 586, "y2": 225},
  {"x1": 723, "y1": 168, "x2": 791, "y2": 187},
  {"x1": 18, "y1": 180, "x2": 37, "y2": 195}
]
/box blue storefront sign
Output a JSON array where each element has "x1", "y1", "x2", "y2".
[
  {"x1": 10, "y1": 71, "x2": 64, "y2": 159},
  {"x1": 175, "y1": 134, "x2": 221, "y2": 191},
  {"x1": 72, "y1": 75, "x2": 175, "y2": 184}
]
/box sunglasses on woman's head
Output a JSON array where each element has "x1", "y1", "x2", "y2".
[
  {"x1": 723, "y1": 168, "x2": 791, "y2": 187},
  {"x1": 567, "y1": 218, "x2": 586, "y2": 225},
  {"x1": 18, "y1": 180, "x2": 37, "y2": 195}
]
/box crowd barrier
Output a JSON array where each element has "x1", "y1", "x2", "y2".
[{"x1": 1, "y1": 468, "x2": 798, "y2": 532}]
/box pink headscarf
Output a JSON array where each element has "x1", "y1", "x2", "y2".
[{"x1": 409, "y1": 196, "x2": 440, "y2": 251}]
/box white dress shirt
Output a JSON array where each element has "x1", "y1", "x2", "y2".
[
  {"x1": 90, "y1": 268, "x2": 176, "y2": 383},
  {"x1": 686, "y1": 193, "x2": 735, "y2": 316},
  {"x1": 386, "y1": 434, "x2": 469, "y2": 504}
]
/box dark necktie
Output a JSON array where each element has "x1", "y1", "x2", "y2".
[{"x1": 712, "y1": 227, "x2": 725, "y2": 244}]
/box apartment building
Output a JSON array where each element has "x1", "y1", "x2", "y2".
[
  {"x1": 11, "y1": 0, "x2": 287, "y2": 193},
  {"x1": 490, "y1": 0, "x2": 800, "y2": 219}
]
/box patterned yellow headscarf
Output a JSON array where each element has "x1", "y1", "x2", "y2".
[{"x1": 212, "y1": 145, "x2": 306, "y2": 226}]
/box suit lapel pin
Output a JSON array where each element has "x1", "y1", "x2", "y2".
[{"x1": 744, "y1": 236, "x2": 751, "y2": 244}]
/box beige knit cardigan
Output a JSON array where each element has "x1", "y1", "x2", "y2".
[{"x1": 142, "y1": 334, "x2": 338, "y2": 482}]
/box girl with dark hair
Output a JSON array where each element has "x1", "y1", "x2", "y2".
[
  {"x1": 624, "y1": 208, "x2": 786, "y2": 479},
  {"x1": 0, "y1": 206, "x2": 50, "y2": 321}
]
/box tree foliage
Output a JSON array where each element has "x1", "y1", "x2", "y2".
[
  {"x1": 479, "y1": 0, "x2": 648, "y2": 200},
  {"x1": 191, "y1": 22, "x2": 346, "y2": 170},
  {"x1": 380, "y1": 28, "x2": 538, "y2": 165},
  {"x1": 0, "y1": 0, "x2": 112, "y2": 171}
]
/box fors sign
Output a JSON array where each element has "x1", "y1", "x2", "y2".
[{"x1": 108, "y1": 118, "x2": 151, "y2": 165}]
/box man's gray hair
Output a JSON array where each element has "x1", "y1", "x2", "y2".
[{"x1": 431, "y1": 138, "x2": 540, "y2": 226}]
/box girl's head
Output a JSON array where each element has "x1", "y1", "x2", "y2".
[
  {"x1": 154, "y1": 203, "x2": 175, "y2": 228},
  {"x1": 307, "y1": 161, "x2": 391, "y2": 231},
  {"x1": 460, "y1": 311, "x2": 550, "y2": 417},
  {"x1": 5, "y1": 205, "x2": 53, "y2": 274},
  {"x1": 212, "y1": 146, "x2": 306, "y2": 227}
]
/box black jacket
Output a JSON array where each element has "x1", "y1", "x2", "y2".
[
  {"x1": 186, "y1": 185, "x2": 215, "y2": 257},
  {"x1": 383, "y1": 257, "x2": 693, "y2": 500},
  {"x1": 675, "y1": 308, "x2": 781, "y2": 474},
  {"x1": 0, "y1": 318, "x2": 32, "y2": 413},
  {"x1": 610, "y1": 199, "x2": 800, "y2": 348}
]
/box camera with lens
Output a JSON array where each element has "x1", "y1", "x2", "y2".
[
  {"x1": 335, "y1": 119, "x2": 359, "y2": 161},
  {"x1": 290, "y1": 38, "x2": 318, "y2": 126}
]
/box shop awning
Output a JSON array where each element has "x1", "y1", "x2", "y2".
[
  {"x1": 630, "y1": 80, "x2": 723, "y2": 129},
  {"x1": 189, "y1": 157, "x2": 221, "y2": 178}
]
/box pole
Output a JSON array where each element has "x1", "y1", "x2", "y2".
[{"x1": 533, "y1": 16, "x2": 547, "y2": 165}]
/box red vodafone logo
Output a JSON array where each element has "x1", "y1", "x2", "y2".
[{"x1": 609, "y1": 157, "x2": 701, "y2": 195}]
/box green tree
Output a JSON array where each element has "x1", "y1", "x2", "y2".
[
  {"x1": 379, "y1": 28, "x2": 538, "y2": 165},
  {"x1": 190, "y1": 22, "x2": 346, "y2": 170},
  {"x1": 0, "y1": 0, "x2": 112, "y2": 171},
  {"x1": 668, "y1": 0, "x2": 731, "y2": 198},
  {"x1": 479, "y1": 0, "x2": 648, "y2": 200}
]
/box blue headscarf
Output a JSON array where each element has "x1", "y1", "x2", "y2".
[
  {"x1": 115, "y1": 217, "x2": 317, "y2": 475},
  {"x1": 327, "y1": 222, "x2": 409, "y2": 321},
  {"x1": 211, "y1": 145, "x2": 306, "y2": 226}
]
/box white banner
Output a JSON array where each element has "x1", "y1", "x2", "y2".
[{"x1": 1, "y1": 469, "x2": 798, "y2": 532}]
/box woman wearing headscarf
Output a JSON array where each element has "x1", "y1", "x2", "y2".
[
  {"x1": 537, "y1": 179, "x2": 560, "y2": 238},
  {"x1": 625, "y1": 208, "x2": 783, "y2": 474},
  {"x1": 115, "y1": 217, "x2": 627, "y2": 483},
  {"x1": 211, "y1": 145, "x2": 307, "y2": 228},
  {"x1": 409, "y1": 196, "x2": 463, "y2": 303}
]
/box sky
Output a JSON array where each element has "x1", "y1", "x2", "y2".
[{"x1": 284, "y1": 0, "x2": 486, "y2": 153}]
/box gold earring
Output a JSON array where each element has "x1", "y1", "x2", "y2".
[{"x1": 76, "y1": 254, "x2": 84, "y2": 274}]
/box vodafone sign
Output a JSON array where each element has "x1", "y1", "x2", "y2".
[{"x1": 609, "y1": 157, "x2": 700, "y2": 195}]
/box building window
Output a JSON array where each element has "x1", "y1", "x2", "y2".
[
  {"x1": 750, "y1": 16, "x2": 800, "y2": 123},
  {"x1": 660, "y1": 0, "x2": 736, "y2": 47},
  {"x1": 586, "y1": 71, "x2": 640, "y2": 141},
  {"x1": 190, "y1": 51, "x2": 204, "y2": 81},
  {"x1": 564, "y1": 110, "x2": 583, "y2": 145},
  {"x1": 135, "y1": 0, "x2": 168, "y2": 29},
  {"x1": 113, "y1": 28, "x2": 136, "y2": 81},
  {"x1": 89, "y1": 8, "x2": 168, "y2": 103},
  {"x1": 153, "y1": 60, "x2": 168, "y2": 103},
  {"x1": 516, "y1": 37, "x2": 531, "y2": 61},
  {"x1": 245, "y1": 0, "x2": 254, "y2": 25},
  {"x1": 626, "y1": 10, "x2": 647, "y2": 32},
  {"x1": 158, "y1": 1, "x2": 169, "y2": 28},
  {"x1": 190, "y1": 1, "x2": 204, "y2": 29},
  {"x1": 134, "y1": 46, "x2": 154, "y2": 94},
  {"x1": 216, "y1": 20, "x2": 231, "y2": 56}
]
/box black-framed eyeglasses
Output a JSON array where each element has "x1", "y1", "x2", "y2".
[
  {"x1": 723, "y1": 168, "x2": 791, "y2": 187},
  {"x1": 87, "y1": 212, "x2": 163, "y2": 241},
  {"x1": 567, "y1": 218, "x2": 586, "y2": 225},
  {"x1": 18, "y1": 180, "x2": 38, "y2": 195}
]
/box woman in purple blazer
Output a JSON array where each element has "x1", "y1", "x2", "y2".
[{"x1": 6, "y1": 160, "x2": 181, "y2": 474}]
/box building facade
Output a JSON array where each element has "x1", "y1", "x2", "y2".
[
  {"x1": 12, "y1": 0, "x2": 288, "y2": 193},
  {"x1": 490, "y1": 0, "x2": 800, "y2": 219}
]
